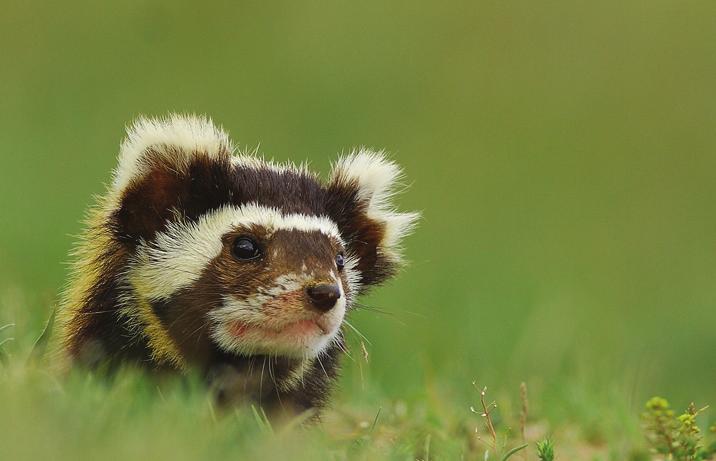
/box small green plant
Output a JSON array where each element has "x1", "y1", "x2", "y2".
[
  {"x1": 536, "y1": 438, "x2": 555, "y2": 461},
  {"x1": 642, "y1": 396, "x2": 715, "y2": 460},
  {"x1": 470, "y1": 382, "x2": 528, "y2": 460}
]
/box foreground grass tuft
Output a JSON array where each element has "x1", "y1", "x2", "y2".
[
  {"x1": 470, "y1": 382, "x2": 528, "y2": 460},
  {"x1": 536, "y1": 438, "x2": 555, "y2": 461},
  {"x1": 642, "y1": 397, "x2": 715, "y2": 461},
  {"x1": 0, "y1": 356, "x2": 632, "y2": 460},
  {"x1": 0, "y1": 299, "x2": 711, "y2": 461}
]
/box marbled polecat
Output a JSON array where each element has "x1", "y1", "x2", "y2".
[{"x1": 55, "y1": 114, "x2": 418, "y2": 416}]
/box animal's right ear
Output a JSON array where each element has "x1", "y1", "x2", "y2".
[
  {"x1": 109, "y1": 114, "x2": 235, "y2": 245},
  {"x1": 325, "y1": 150, "x2": 419, "y2": 290}
]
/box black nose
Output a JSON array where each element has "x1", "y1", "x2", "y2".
[{"x1": 306, "y1": 283, "x2": 341, "y2": 312}]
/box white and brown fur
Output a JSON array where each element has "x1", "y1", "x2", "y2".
[{"x1": 54, "y1": 114, "x2": 418, "y2": 416}]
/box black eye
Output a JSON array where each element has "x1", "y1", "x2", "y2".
[
  {"x1": 335, "y1": 253, "x2": 345, "y2": 270},
  {"x1": 232, "y1": 237, "x2": 261, "y2": 260}
]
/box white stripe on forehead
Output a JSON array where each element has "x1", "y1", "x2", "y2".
[
  {"x1": 237, "y1": 203, "x2": 342, "y2": 240},
  {"x1": 127, "y1": 203, "x2": 342, "y2": 301}
]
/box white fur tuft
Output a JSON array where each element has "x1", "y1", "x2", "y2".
[
  {"x1": 332, "y1": 149, "x2": 401, "y2": 206},
  {"x1": 331, "y1": 149, "x2": 420, "y2": 258},
  {"x1": 113, "y1": 113, "x2": 233, "y2": 193}
]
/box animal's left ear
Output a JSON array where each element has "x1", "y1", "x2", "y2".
[{"x1": 325, "y1": 150, "x2": 419, "y2": 290}]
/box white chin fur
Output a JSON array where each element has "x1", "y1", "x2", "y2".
[{"x1": 209, "y1": 293, "x2": 346, "y2": 359}]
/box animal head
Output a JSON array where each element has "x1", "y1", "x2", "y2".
[{"x1": 103, "y1": 114, "x2": 418, "y2": 366}]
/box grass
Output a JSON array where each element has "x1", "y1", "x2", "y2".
[
  {"x1": 0, "y1": 357, "x2": 682, "y2": 461},
  {"x1": 536, "y1": 439, "x2": 555, "y2": 461},
  {"x1": 1, "y1": 271, "x2": 715, "y2": 460},
  {"x1": 0, "y1": 354, "x2": 603, "y2": 460},
  {"x1": 2, "y1": 286, "x2": 714, "y2": 461},
  {"x1": 4, "y1": 304, "x2": 712, "y2": 461}
]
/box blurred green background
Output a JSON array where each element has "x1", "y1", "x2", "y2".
[{"x1": 1, "y1": 0, "x2": 714, "y2": 416}]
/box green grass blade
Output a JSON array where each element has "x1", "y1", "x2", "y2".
[
  {"x1": 28, "y1": 306, "x2": 57, "y2": 365},
  {"x1": 501, "y1": 443, "x2": 528, "y2": 461}
]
